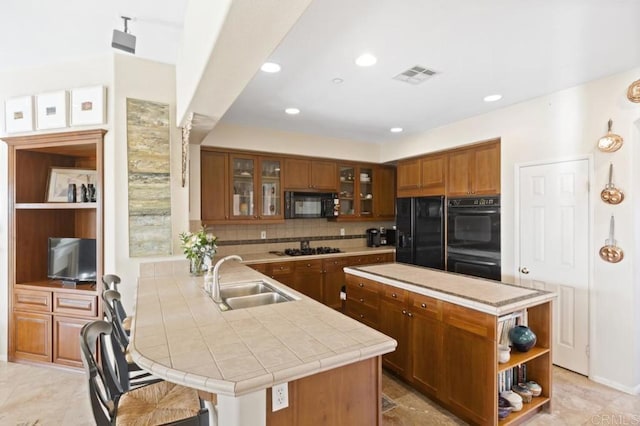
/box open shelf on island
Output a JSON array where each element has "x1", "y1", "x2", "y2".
[
  {"x1": 498, "y1": 396, "x2": 550, "y2": 425},
  {"x1": 497, "y1": 346, "x2": 550, "y2": 373}
]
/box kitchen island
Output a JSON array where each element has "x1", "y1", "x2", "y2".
[
  {"x1": 130, "y1": 259, "x2": 396, "y2": 426},
  {"x1": 344, "y1": 263, "x2": 556, "y2": 426}
]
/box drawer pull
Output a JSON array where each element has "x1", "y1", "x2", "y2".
[
  {"x1": 402, "y1": 310, "x2": 407, "y2": 315},
  {"x1": 407, "y1": 312, "x2": 413, "y2": 318},
  {"x1": 359, "y1": 298, "x2": 364, "y2": 303},
  {"x1": 359, "y1": 282, "x2": 364, "y2": 287},
  {"x1": 307, "y1": 263, "x2": 311, "y2": 267},
  {"x1": 359, "y1": 314, "x2": 364, "y2": 318},
  {"x1": 392, "y1": 293, "x2": 397, "y2": 298},
  {"x1": 421, "y1": 303, "x2": 427, "y2": 308}
]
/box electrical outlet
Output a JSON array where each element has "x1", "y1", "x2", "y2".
[
  {"x1": 260, "y1": 230, "x2": 266, "y2": 239},
  {"x1": 272, "y1": 382, "x2": 289, "y2": 411},
  {"x1": 340, "y1": 228, "x2": 345, "y2": 236}
]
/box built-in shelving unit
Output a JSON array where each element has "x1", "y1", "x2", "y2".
[{"x1": 3, "y1": 129, "x2": 105, "y2": 369}]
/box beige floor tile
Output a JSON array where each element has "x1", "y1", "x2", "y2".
[{"x1": 2, "y1": 361, "x2": 638, "y2": 425}]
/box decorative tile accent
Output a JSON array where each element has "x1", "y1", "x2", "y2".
[{"x1": 126, "y1": 98, "x2": 172, "y2": 257}]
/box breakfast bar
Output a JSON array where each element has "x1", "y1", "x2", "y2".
[{"x1": 129, "y1": 259, "x2": 397, "y2": 426}]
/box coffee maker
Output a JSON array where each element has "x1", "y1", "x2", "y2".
[{"x1": 366, "y1": 228, "x2": 381, "y2": 247}]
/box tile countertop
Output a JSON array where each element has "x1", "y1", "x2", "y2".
[
  {"x1": 345, "y1": 263, "x2": 556, "y2": 316},
  {"x1": 130, "y1": 260, "x2": 396, "y2": 397},
  {"x1": 239, "y1": 246, "x2": 395, "y2": 264}
]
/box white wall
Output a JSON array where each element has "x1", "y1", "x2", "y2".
[
  {"x1": 0, "y1": 56, "x2": 113, "y2": 360},
  {"x1": 0, "y1": 54, "x2": 186, "y2": 358},
  {"x1": 112, "y1": 55, "x2": 188, "y2": 313},
  {"x1": 381, "y1": 67, "x2": 640, "y2": 393}
]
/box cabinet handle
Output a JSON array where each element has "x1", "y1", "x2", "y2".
[
  {"x1": 306, "y1": 263, "x2": 311, "y2": 267},
  {"x1": 421, "y1": 303, "x2": 427, "y2": 308},
  {"x1": 407, "y1": 312, "x2": 413, "y2": 318},
  {"x1": 359, "y1": 298, "x2": 364, "y2": 303},
  {"x1": 359, "y1": 314, "x2": 364, "y2": 318},
  {"x1": 391, "y1": 293, "x2": 397, "y2": 298},
  {"x1": 402, "y1": 310, "x2": 407, "y2": 315},
  {"x1": 359, "y1": 283, "x2": 364, "y2": 287}
]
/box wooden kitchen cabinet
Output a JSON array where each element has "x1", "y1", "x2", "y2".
[
  {"x1": 53, "y1": 316, "x2": 91, "y2": 367},
  {"x1": 447, "y1": 140, "x2": 500, "y2": 196},
  {"x1": 344, "y1": 275, "x2": 380, "y2": 329},
  {"x1": 3, "y1": 129, "x2": 105, "y2": 370},
  {"x1": 378, "y1": 288, "x2": 410, "y2": 377},
  {"x1": 201, "y1": 150, "x2": 229, "y2": 222},
  {"x1": 292, "y1": 259, "x2": 323, "y2": 302},
  {"x1": 12, "y1": 311, "x2": 52, "y2": 363},
  {"x1": 283, "y1": 158, "x2": 337, "y2": 192},
  {"x1": 373, "y1": 165, "x2": 396, "y2": 219},
  {"x1": 322, "y1": 257, "x2": 351, "y2": 310},
  {"x1": 397, "y1": 153, "x2": 446, "y2": 197},
  {"x1": 201, "y1": 148, "x2": 284, "y2": 223},
  {"x1": 344, "y1": 269, "x2": 552, "y2": 426}
]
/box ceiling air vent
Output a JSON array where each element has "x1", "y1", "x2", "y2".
[{"x1": 393, "y1": 65, "x2": 436, "y2": 85}]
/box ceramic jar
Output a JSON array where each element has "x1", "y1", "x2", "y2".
[
  {"x1": 498, "y1": 344, "x2": 511, "y2": 363},
  {"x1": 509, "y1": 325, "x2": 537, "y2": 352}
]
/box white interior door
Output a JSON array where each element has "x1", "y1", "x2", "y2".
[{"x1": 518, "y1": 159, "x2": 589, "y2": 375}]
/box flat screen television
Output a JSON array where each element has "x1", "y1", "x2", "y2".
[{"x1": 47, "y1": 237, "x2": 97, "y2": 284}]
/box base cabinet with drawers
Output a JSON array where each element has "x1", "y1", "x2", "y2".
[
  {"x1": 247, "y1": 252, "x2": 395, "y2": 309},
  {"x1": 12, "y1": 287, "x2": 98, "y2": 368},
  {"x1": 344, "y1": 271, "x2": 552, "y2": 426}
]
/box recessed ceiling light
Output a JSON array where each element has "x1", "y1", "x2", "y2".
[
  {"x1": 355, "y1": 53, "x2": 377, "y2": 67},
  {"x1": 332, "y1": 77, "x2": 344, "y2": 84},
  {"x1": 483, "y1": 94, "x2": 502, "y2": 102},
  {"x1": 261, "y1": 62, "x2": 281, "y2": 73},
  {"x1": 284, "y1": 107, "x2": 300, "y2": 115},
  {"x1": 390, "y1": 127, "x2": 404, "y2": 133}
]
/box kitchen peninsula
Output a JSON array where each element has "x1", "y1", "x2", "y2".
[
  {"x1": 344, "y1": 263, "x2": 556, "y2": 425},
  {"x1": 130, "y1": 258, "x2": 396, "y2": 426}
]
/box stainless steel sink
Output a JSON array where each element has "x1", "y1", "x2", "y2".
[
  {"x1": 218, "y1": 280, "x2": 295, "y2": 310},
  {"x1": 224, "y1": 292, "x2": 292, "y2": 310},
  {"x1": 219, "y1": 281, "x2": 274, "y2": 299}
]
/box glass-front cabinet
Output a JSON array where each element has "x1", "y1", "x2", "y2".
[
  {"x1": 338, "y1": 164, "x2": 373, "y2": 219},
  {"x1": 230, "y1": 154, "x2": 282, "y2": 221},
  {"x1": 260, "y1": 158, "x2": 281, "y2": 218}
]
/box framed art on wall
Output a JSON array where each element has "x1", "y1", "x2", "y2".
[
  {"x1": 4, "y1": 96, "x2": 34, "y2": 133},
  {"x1": 71, "y1": 86, "x2": 106, "y2": 126},
  {"x1": 36, "y1": 90, "x2": 68, "y2": 130}
]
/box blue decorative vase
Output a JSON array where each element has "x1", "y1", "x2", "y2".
[{"x1": 509, "y1": 325, "x2": 537, "y2": 352}]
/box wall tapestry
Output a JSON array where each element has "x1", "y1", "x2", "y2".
[{"x1": 127, "y1": 98, "x2": 172, "y2": 256}]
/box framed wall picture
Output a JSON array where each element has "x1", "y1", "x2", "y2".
[
  {"x1": 36, "y1": 90, "x2": 68, "y2": 130},
  {"x1": 46, "y1": 167, "x2": 97, "y2": 202},
  {"x1": 4, "y1": 96, "x2": 34, "y2": 133},
  {"x1": 71, "y1": 86, "x2": 106, "y2": 126}
]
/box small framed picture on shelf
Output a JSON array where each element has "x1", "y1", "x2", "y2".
[
  {"x1": 46, "y1": 167, "x2": 97, "y2": 203},
  {"x1": 36, "y1": 90, "x2": 68, "y2": 130},
  {"x1": 4, "y1": 95, "x2": 34, "y2": 133},
  {"x1": 70, "y1": 86, "x2": 106, "y2": 126}
]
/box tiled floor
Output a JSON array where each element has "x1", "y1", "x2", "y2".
[{"x1": 1, "y1": 361, "x2": 638, "y2": 425}]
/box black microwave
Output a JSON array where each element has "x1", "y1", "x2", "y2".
[{"x1": 284, "y1": 192, "x2": 339, "y2": 219}]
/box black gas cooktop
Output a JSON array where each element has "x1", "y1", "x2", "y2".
[{"x1": 283, "y1": 247, "x2": 342, "y2": 256}]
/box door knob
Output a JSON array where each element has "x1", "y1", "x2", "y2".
[{"x1": 520, "y1": 267, "x2": 530, "y2": 274}]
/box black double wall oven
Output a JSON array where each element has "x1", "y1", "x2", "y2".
[{"x1": 446, "y1": 196, "x2": 501, "y2": 281}]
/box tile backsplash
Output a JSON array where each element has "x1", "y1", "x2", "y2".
[{"x1": 190, "y1": 219, "x2": 394, "y2": 256}]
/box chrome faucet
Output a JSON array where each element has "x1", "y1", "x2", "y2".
[{"x1": 212, "y1": 255, "x2": 243, "y2": 303}]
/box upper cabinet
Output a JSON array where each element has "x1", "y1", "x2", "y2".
[
  {"x1": 446, "y1": 140, "x2": 500, "y2": 196},
  {"x1": 283, "y1": 158, "x2": 337, "y2": 192},
  {"x1": 373, "y1": 165, "x2": 396, "y2": 219},
  {"x1": 201, "y1": 148, "x2": 283, "y2": 223},
  {"x1": 397, "y1": 154, "x2": 446, "y2": 197},
  {"x1": 336, "y1": 164, "x2": 395, "y2": 221}
]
